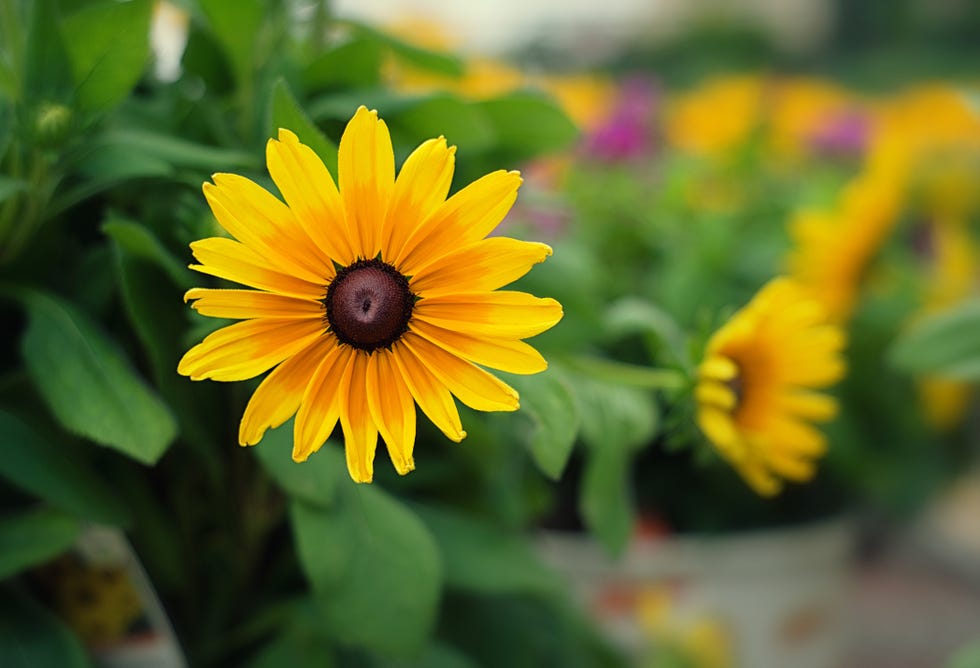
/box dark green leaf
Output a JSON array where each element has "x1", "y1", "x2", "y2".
[
  {"x1": 63, "y1": 0, "x2": 153, "y2": 112},
  {"x1": 252, "y1": 422, "x2": 346, "y2": 509},
  {"x1": 0, "y1": 178, "x2": 28, "y2": 205},
  {"x1": 17, "y1": 290, "x2": 177, "y2": 464},
  {"x1": 503, "y1": 369, "x2": 578, "y2": 479},
  {"x1": 102, "y1": 219, "x2": 193, "y2": 289},
  {"x1": 303, "y1": 38, "x2": 383, "y2": 90},
  {"x1": 0, "y1": 588, "x2": 91, "y2": 667},
  {"x1": 414, "y1": 505, "x2": 558, "y2": 595},
  {"x1": 0, "y1": 508, "x2": 80, "y2": 581},
  {"x1": 290, "y1": 485, "x2": 441, "y2": 655},
  {"x1": 0, "y1": 411, "x2": 129, "y2": 525},
  {"x1": 94, "y1": 129, "x2": 257, "y2": 171},
  {"x1": 890, "y1": 299, "x2": 980, "y2": 380},
  {"x1": 198, "y1": 0, "x2": 264, "y2": 86},
  {"x1": 269, "y1": 79, "x2": 339, "y2": 176},
  {"x1": 23, "y1": 0, "x2": 72, "y2": 105},
  {"x1": 476, "y1": 91, "x2": 579, "y2": 160},
  {"x1": 341, "y1": 20, "x2": 464, "y2": 77}
]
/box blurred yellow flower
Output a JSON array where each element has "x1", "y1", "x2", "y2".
[
  {"x1": 178, "y1": 107, "x2": 562, "y2": 482},
  {"x1": 637, "y1": 587, "x2": 733, "y2": 668},
  {"x1": 663, "y1": 74, "x2": 766, "y2": 159},
  {"x1": 767, "y1": 77, "x2": 863, "y2": 163},
  {"x1": 696, "y1": 278, "x2": 847, "y2": 496},
  {"x1": 787, "y1": 168, "x2": 904, "y2": 323}
]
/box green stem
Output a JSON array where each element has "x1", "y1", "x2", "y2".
[{"x1": 561, "y1": 354, "x2": 690, "y2": 390}]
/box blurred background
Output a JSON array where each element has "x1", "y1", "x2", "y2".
[{"x1": 2, "y1": 0, "x2": 979, "y2": 667}]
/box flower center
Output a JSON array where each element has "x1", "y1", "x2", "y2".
[
  {"x1": 324, "y1": 259, "x2": 414, "y2": 352},
  {"x1": 725, "y1": 371, "x2": 745, "y2": 411}
]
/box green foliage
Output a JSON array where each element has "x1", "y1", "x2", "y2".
[
  {"x1": 0, "y1": 587, "x2": 91, "y2": 667},
  {"x1": 0, "y1": 508, "x2": 81, "y2": 581},
  {"x1": 890, "y1": 299, "x2": 980, "y2": 380}
]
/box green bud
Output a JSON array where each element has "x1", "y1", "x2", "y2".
[{"x1": 34, "y1": 103, "x2": 73, "y2": 148}]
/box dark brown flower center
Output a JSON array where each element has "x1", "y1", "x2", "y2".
[
  {"x1": 324, "y1": 259, "x2": 414, "y2": 352},
  {"x1": 726, "y1": 371, "x2": 745, "y2": 410}
]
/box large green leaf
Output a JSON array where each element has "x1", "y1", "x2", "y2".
[
  {"x1": 414, "y1": 505, "x2": 558, "y2": 595},
  {"x1": 502, "y1": 369, "x2": 579, "y2": 480},
  {"x1": 103, "y1": 219, "x2": 193, "y2": 290},
  {"x1": 890, "y1": 299, "x2": 980, "y2": 380},
  {"x1": 269, "y1": 79, "x2": 339, "y2": 176},
  {"x1": 340, "y1": 20, "x2": 464, "y2": 77},
  {"x1": 390, "y1": 95, "x2": 496, "y2": 155},
  {"x1": 290, "y1": 484, "x2": 441, "y2": 655},
  {"x1": 17, "y1": 290, "x2": 177, "y2": 465},
  {"x1": 62, "y1": 0, "x2": 153, "y2": 112},
  {"x1": 573, "y1": 377, "x2": 659, "y2": 555},
  {"x1": 0, "y1": 508, "x2": 80, "y2": 581},
  {"x1": 198, "y1": 0, "x2": 264, "y2": 87},
  {"x1": 252, "y1": 422, "x2": 346, "y2": 509},
  {"x1": 0, "y1": 588, "x2": 91, "y2": 667},
  {"x1": 23, "y1": 0, "x2": 72, "y2": 105},
  {"x1": 476, "y1": 91, "x2": 579, "y2": 160},
  {"x1": 0, "y1": 411, "x2": 129, "y2": 525},
  {"x1": 303, "y1": 37, "x2": 383, "y2": 91}
]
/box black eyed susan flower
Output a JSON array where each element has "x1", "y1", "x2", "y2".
[
  {"x1": 695, "y1": 278, "x2": 846, "y2": 496},
  {"x1": 178, "y1": 106, "x2": 563, "y2": 482}
]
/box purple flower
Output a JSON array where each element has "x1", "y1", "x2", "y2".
[{"x1": 584, "y1": 77, "x2": 659, "y2": 162}]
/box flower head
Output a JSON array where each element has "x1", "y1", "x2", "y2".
[
  {"x1": 696, "y1": 278, "x2": 846, "y2": 496},
  {"x1": 178, "y1": 106, "x2": 563, "y2": 482}
]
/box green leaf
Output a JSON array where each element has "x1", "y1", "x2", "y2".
[
  {"x1": 604, "y1": 297, "x2": 686, "y2": 354},
  {"x1": 17, "y1": 290, "x2": 177, "y2": 465},
  {"x1": 341, "y1": 20, "x2": 464, "y2": 77},
  {"x1": 414, "y1": 505, "x2": 558, "y2": 595},
  {"x1": 198, "y1": 0, "x2": 264, "y2": 86},
  {"x1": 63, "y1": 0, "x2": 152, "y2": 112},
  {"x1": 102, "y1": 219, "x2": 193, "y2": 289},
  {"x1": 503, "y1": 369, "x2": 579, "y2": 480},
  {"x1": 290, "y1": 485, "x2": 441, "y2": 656},
  {"x1": 573, "y1": 377, "x2": 659, "y2": 555},
  {"x1": 890, "y1": 299, "x2": 980, "y2": 380},
  {"x1": 303, "y1": 37, "x2": 383, "y2": 90},
  {"x1": 0, "y1": 411, "x2": 129, "y2": 525},
  {"x1": 94, "y1": 129, "x2": 257, "y2": 171},
  {"x1": 390, "y1": 95, "x2": 496, "y2": 155},
  {"x1": 23, "y1": 0, "x2": 72, "y2": 105},
  {"x1": 252, "y1": 422, "x2": 346, "y2": 509},
  {"x1": 0, "y1": 588, "x2": 91, "y2": 667},
  {"x1": 476, "y1": 91, "x2": 579, "y2": 160},
  {"x1": 269, "y1": 78, "x2": 339, "y2": 176},
  {"x1": 0, "y1": 508, "x2": 80, "y2": 581},
  {"x1": 0, "y1": 177, "x2": 28, "y2": 205}
]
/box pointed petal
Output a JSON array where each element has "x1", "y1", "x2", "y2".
[
  {"x1": 391, "y1": 341, "x2": 465, "y2": 442},
  {"x1": 339, "y1": 351, "x2": 379, "y2": 483},
  {"x1": 239, "y1": 336, "x2": 334, "y2": 446},
  {"x1": 338, "y1": 106, "x2": 394, "y2": 260},
  {"x1": 383, "y1": 137, "x2": 456, "y2": 262},
  {"x1": 178, "y1": 318, "x2": 325, "y2": 381},
  {"x1": 189, "y1": 237, "x2": 324, "y2": 300},
  {"x1": 409, "y1": 237, "x2": 552, "y2": 297},
  {"x1": 695, "y1": 380, "x2": 737, "y2": 410},
  {"x1": 292, "y1": 343, "x2": 352, "y2": 462},
  {"x1": 699, "y1": 354, "x2": 738, "y2": 381},
  {"x1": 204, "y1": 175, "x2": 330, "y2": 283},
  {"x1": 402, "y1": 333, "x2": 519, "y2": 412},
  {"x1": 267, "y1": 129, "x2": 356, "y2": 266},
  {"x1": 777, "y1": 390, "x2": 838, "y2": 422},
  {"x1": 413, "y1": 291, "x2": 563, "y2": 339},
  {"x1": 365, "y1": 352, "x2": 416, "y2": 475},
  {"x1": 185, "y1": 288, "x2": 323, "y2": 320},
  {"x1": 396, "y1": 169, "x2": 522, "y2": 275},
  {"x1": 410, "y1": 319, "x2": 547, "y2": 375}
]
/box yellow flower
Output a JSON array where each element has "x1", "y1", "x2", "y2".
[
  {"x1": 787, "y1": 167, "x2": 904, "y2": 323},
  {"x1": 663, "y1": 74, "x2": 766, "y2": 159},
  {"x1": 696, "y1": 278, "x2": 847, "y2": 496},
  {"x1": 178, "y1": 107, "x2": 563, "y2": 482}
]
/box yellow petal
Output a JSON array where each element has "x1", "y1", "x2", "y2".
[
  {"x1": 733, "y1": 458, "x2": 783, "y2": 497},
  {"x1": 178, "y1": 318, "x2": 325, "y2": 381},
  {"x1": 391, "y1": 341, "x2": 466, "y2": 442},
  {"x1": 410, "y1": 319, "x2": 547, "y2": 375},
  {"x1": 339, "y1": 351, "x2": 379, "y2": 483},
  {"x1": 697, "y1": 407, "x2": 744, "y2": 461},
  {"x1": 338, "y1": 106, "x2": 394, "y2": 260},
  {"x1": 292, "y1": 343, "x2": 352, "y2": 462},
  {"x1": 267, "y1": 128, "x2": 355, "y2": 266},
  {"x1": 189, "y1": 237, "x2": 324, "y2": 300},
  {"x1": 365, "y1": 351, "x2": 416, "y2": 475},
  {"x1": 396, "y1": 169, "x2": 522, "y2": 275},
  {"x1": 205, "y1": 175, "x2": 330, "y2": 283},
  {"x1": 777, "y1": 390, "x2": 838, "y2": 422},
  {"x1": 413, "y1": 291, "x2": 563, "y2": 339},
  {"x1": 410, "y1": 237, "x2": 552, "y2": 297},
  {"x1": 185, "y1": 288, "x2": 323, "y2": 320},
  {"x1": 239, "y1": 336, "x2": 334, "y2": 446},
  {"x1": 695, "y1": 380, "x2": 737, "y2": 410},
  {"x1": 698, "y1": 354, "x2": 738, "y2": 381},
  {"x1": 765, "y1": 449, "x2": 816, "y2": 482},
  {"x1": 402, "y1": 332, "x2": 519, "y2": 412},
  {"x1": 383, "y1": 137, "x2": 456, "y2": 261},
  {"x1": 768, "y1": 417, "x2": 828, "y2": 456}
]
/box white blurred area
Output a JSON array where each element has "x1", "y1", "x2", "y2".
[{"x1": 330, "y1": 0, "x2": 837, "y2": 57}]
